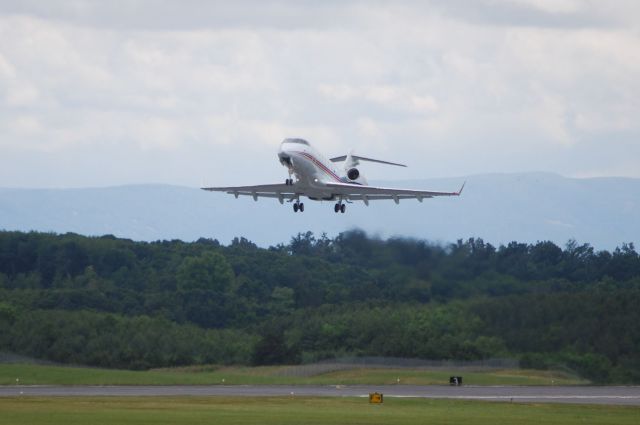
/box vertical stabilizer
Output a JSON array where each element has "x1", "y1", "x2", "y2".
[
  {"x1": 341, "y1": 150, "x2": 367, "y2": 184},
  {"x1": 343, "y1": 150, "x2": 359, "y2": 171}
]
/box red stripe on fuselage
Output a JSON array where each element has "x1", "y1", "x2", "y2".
[{"x1": 293, "y1": 151, "x2": 342, "y2": 182}]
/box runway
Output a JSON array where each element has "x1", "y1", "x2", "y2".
[{"x1": 2, "y1": 385, "x2": 640, "y2": 405}]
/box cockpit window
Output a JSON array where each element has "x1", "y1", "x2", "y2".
[{"x1": 283, "y1": 138, "x2": 309, "y2": 146}]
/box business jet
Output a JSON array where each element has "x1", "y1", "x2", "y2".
[{"x1": 202, "y1": 138, "x2": 464, "y2": 213}]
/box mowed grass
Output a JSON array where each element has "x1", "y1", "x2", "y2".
[
  {"x1": 0, "y1": 397, "x2": 637, "y2": 425},
  {"x1": 304, "y1": 368, "x2": 586, "y2": 386},
  {"x1": 0, "y1": 363, "x2": 587, "y2": 386},
  {"x1": 1, "y1": 364, "x2": 284, "y2": 386}
]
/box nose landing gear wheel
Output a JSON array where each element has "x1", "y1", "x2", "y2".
[
  {"x1": 293, "y1": 203, "x2": 299, "y2": 212},
  {"x1": 334, "y1": 203, "x2": 340, "y2": 213},
  {"x1": 299, "y1": 203, "x2": 304, "y2": 212},
  {"x1": 340, "y1": 204, "x2": 346, "y2": 213}
]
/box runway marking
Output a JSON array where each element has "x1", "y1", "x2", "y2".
[
  {"x1": 378, "y1": 395, "x2": 640, "y2": 400},
  {"x1": 3, "y1": 385, "x2": 640, "y2": 405}
]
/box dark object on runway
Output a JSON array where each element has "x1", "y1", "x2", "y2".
[{"x1": 450, "y1": 376, "x2": 463, "y2": 386}]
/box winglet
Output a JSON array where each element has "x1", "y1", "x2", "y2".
[{"x1": 456, "y1": 181, "x2": 466, "y2": 196}]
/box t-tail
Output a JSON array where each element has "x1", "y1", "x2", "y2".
[{"x1": 330, "y1": 151, "x2": 407, "y2": 185}]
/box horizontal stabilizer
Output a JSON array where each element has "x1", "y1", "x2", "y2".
[{"x1": 330, "y1": 155, "x2": 407, "y2": 167}]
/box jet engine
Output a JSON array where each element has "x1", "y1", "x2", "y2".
[{"x1": 347, "y1": 168, "x2": 360, "y2": 181}]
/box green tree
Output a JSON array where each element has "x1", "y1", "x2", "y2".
[
  {"x1": 269, "y1": 286, "x2": 295, "y2": 315},
  {"x1": 176, "y1": 251, "x2": 234, "y2": 292}
]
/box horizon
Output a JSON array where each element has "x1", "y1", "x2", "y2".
[
  {"x1": 1, "y1": 170, "x2": 639, "y2": 191},
  {"x1": 1, "y1": 173, "x2": 638, "y2": 251}
]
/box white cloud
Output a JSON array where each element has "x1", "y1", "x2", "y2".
[
  {"x1": 318, "y1": 83, "x2": 439, "y2": 116},
  {"x1": 0, "y1": 1, "x2": 639, "y2": 187},
  {"x1": 8, "y1": 115, "x2": 41, "y2": 137},
  {"x1": 505, "y1": 0, "x2": 584, "y2": 15},
  {"x1": 5, "y1": 82, "x2": 39, "y2": 106}
]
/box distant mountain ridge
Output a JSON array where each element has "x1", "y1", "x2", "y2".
[{"x1": 1, "y1": 173, "x2": 638, "y2": 250}]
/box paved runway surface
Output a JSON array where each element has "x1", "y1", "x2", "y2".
[{"x1": 2, "y1": 385, "x2": 640, "y2": 405}]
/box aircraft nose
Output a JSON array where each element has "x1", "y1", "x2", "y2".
[
  {"x1": 278, "y1": 140, "x2": 292, "y2": 155},
  {"x1": 278, "y1": 143, "x2": 292, "y2": 165}
]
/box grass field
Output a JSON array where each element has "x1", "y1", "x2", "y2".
[
  {"x1": 0, "y1": 363, "x2": 587, "y2": 386},
  {"x1": 0, "y1": 396, "x2": 637, "y2": 425}
]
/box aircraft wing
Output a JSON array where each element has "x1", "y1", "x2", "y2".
[
  {"x1": 202, "y1": 181, "x2": 465, "y2": 204},
  {"x1": 324, "y1": 181, "x2": 465, "y2": 203},
  {"x1": 201, "y1": 183, "x2": 298, "y2": 202}
]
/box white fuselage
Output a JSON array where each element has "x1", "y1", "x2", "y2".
[{"x1": 278, "y1": 138, "x2": 346, "y2": 200}]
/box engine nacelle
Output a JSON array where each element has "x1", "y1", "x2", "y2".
[{"x1": 347, "y1": 168, "x2": 360, "y2": 181}]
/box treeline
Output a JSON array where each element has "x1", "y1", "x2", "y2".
[
  {"x1": 0, "y1": 230, "x2": 639, "y2": 382},
  {"x1": 0, "y1": 308, "x2": 253, "y2": 369}
]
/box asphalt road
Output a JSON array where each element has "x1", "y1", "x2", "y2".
[{"x1": 2, "y1": 385, "x2": 640, "y2": 405}]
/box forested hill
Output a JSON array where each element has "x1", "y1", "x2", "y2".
[
  {"x1": 1, "y1": 173, "x2": 639, "y2": 249},
  {"x1": 0, "y1": 230, "x2": 639, "y2": 382}
]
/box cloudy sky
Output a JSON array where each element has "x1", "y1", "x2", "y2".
[{"x1": 1, "y1": 0, "x2": 639, "y2": 188}]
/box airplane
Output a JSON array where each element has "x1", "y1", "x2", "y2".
[{"x1": 202, "y1": 138, "x2": 464, "y2": 213}]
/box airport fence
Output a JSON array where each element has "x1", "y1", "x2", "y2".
[{"x1": 274, "y1": 357, "x2": 520, "y2": 377}]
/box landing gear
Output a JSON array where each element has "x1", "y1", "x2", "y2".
[
  {"x1": 334, "y1": 203, "x2": 346, "y2": 213},
  {"x1": 293, "y1": 202, "x2": 304, "y2": 213},
  {"x1": 285, "y1": 178, "x2": 294, "y2": 186}
]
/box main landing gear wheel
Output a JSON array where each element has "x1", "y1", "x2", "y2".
[
  {"x1": 334, "y1": 203, "x2": 346, "y2": 213},
  {"x1": 285, "y1": 178, "x2": 293, "y2": 185},
  {"x1": 340, "y1": 204, "x2": 346, "y2": 213},
  {"x1": 293, "y1": 202, "x2": 304, "y2": 213}
]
